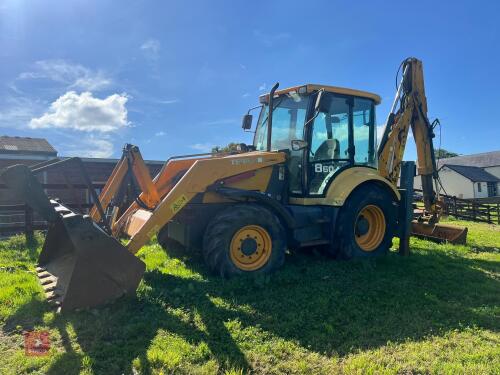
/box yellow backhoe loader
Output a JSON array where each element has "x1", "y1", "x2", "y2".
[{"x1": 1, "y1": 57, "x2": 467, "y2": 312}]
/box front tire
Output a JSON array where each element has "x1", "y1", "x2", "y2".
[
  {"x1": 334, "y1": 184, "x2": 397, "y2": 259},
  {"x1": 203, "y1": 204, "x2": 286, "y2": 277}
]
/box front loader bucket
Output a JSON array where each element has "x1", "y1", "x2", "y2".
[
  {"x1": 1, "y1": 164, "x2": 145, "y2": 312},
  {"x1": 37, "y1": 201, "x2": 146, "y2": 312},
  {"x1": 411, "y1": 221, "x2": 468, "y2": 245}
]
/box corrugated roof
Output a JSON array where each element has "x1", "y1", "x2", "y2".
[
  {"x1": 0, "y1": 136, "x2": 57, "y2": 155},
  {"x1": 445, "y1": 164, "x2": 500, "y2": 182},
  {"x1": 438, "y1": 151, "x2": 500, "y2": 168}
]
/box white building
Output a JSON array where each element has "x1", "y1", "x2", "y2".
[
  {"x1": 414, "y1": 151, "x2": 500, "y2": 199},
  {"x1": 436, "y1": 164, "x2": 498, "y2": 199}
]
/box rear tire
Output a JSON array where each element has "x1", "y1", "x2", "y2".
[
  {"x1": 333, "y1": 184, "x2": 397, "y2": 259},
  {"x1": 203, "y1": 204, "x2": 286, "y2": 278}
]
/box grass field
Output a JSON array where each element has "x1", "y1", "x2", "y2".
[{"x1": 0, "y1": 218, "x2": 498, "y2": 374}]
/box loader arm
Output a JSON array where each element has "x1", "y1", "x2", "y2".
[
  {"x1": 378, "y1": 58, "x2": 439, "y2": 217},
  {"x1": 110, "y1": 157, "x2": 200, "y2": 237},
  {"x1": 89, "y1": 144, "x2": 161, "y2": 224},
  {"x1": 124, "y1": 151, "x2": 286, "y2": 253}
]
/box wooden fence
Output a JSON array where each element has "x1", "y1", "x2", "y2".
[
  {"x1": 414, "y1": 190, "x2": 500, "y2": 224},
  {"x1": 0, "y1": 203, "x2": 95, "y2": 238},
  {"x1": 0, "y1": 182, "x2": 104, "y2": 238},
  {"x1": 441, "y1": 196, "x2": 500, "y2": 224}
]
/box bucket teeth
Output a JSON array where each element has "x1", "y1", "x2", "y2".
[
  {"x1": 37, "y1": 271, "x2": 52, "y2": 279},
  {"x1": 36, "y1": 266, "x2": 46, "y2": 272},
  {"x1": 37, "y1": 269, "x2": 58, "y2": 290},
  {"x1": 43, "y1": 284, "x2": 57, "y2": 293},
  {"x1": 46, "y1": 291, "x2": 60, "y2": 301}
]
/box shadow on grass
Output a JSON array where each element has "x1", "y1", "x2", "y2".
[
  {"x1": 3, "y1": 240, "x2": 499, "y2": 374},
  {"x1": 145, "y1": 244, "x2": 499, "y2": 357}
]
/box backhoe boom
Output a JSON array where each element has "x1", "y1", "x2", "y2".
[{"x1": 378, "y1": 58, "x2": 438, "y2": 217}]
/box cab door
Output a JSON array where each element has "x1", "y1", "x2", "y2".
[
  {"x1": 307, "y1": 93, "x2": 352, "y2": 195},
  {"x1": 306, "y1": 93, "x2": 376, "y2": 196}
]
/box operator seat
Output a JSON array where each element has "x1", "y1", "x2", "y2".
[{"x1": 313, "y1": 139, "x2": 340, "y2": 161}]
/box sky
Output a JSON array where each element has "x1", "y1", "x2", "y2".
[{"x1": 1, "y1": 0, "x2": 499, "y2": 161}]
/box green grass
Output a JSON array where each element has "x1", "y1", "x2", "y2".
[{"x1": 0, "y1": 218, "x2": 499, "y2": 374}]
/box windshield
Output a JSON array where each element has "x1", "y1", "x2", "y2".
[{"x1": 254, "y1": 93, "x2": 310, "y2": 151}]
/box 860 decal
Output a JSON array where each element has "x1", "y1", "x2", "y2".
[{"x1": 314, "y1": 163, "x2": 336, "y2": 173}]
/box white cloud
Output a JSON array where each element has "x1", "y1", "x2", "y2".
[
  {"x1": 29, "y1": 91, "x2": 129, "y2": 132},
  {"x1": 71, "y1": 73, "x2": 111, "y2": 91},
  {"x1": 157, "y1": 99, "x2": 179, "y2": 104},
  {"x1": 201, "y1": 118, "x2": 237, "y2": 126},
  {"x1": 141, "y1": 39, "x2": 161, "y2": 58},
  {"x1": 242, "y1": 93, "x2": 250, "y2": 98},
  {"x1": 190, "y1": 142, "x2": 214, "y2": 152},
  {"x1": 155, "y1": 131, "x2": 166, "y2": 136},
  {"x1": 64, "y1": 135, "x2": 114, "y2": 158},
  {"x1": 18, "y1": 60, "x2": 111, "y2": 91},
  {"x1": 0, "y1": 99, "x2": 38, "y2": 127},
  {"x1": 259, "y1": 83, "x2": 267, "y2": 91},
  {"x1": 253, "y1": 30, "x2": 291, "y2": 47}
]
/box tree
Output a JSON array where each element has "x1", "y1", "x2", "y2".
[
  {"x1": 212, "y1": 142, "x2": 239, "y2": 153},
  {"x1": 435, "y1": 148, "x2": 459, "y2": 159}
]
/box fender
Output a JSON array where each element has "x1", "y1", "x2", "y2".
[
  {"x1": 212, "y1": 186, "x2": 297, "y2": 229},
  {"x1": 289, "y1": 166, "x2": 400, "y2": 206}
]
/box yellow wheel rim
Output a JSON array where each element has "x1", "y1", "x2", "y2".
[
  {"x1": 230, "y1": 225, "x2": 272, "y2": 271},
  {"x1": 354, "y1": 205, "x2": 386, "y2": 252}
]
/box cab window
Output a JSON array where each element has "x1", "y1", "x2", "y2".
[
  {"x1": 254, "y1": 94, "x2": 308, "y2": 195},
  {"x1": 254, "y1": 95, "x2": 308, "y2": 151},
  {"x1": 353, "y1": 98, "x2": 376, "y2": 166}
]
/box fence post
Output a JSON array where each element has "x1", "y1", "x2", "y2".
[
  {"x1": 453, "y1": 196, "x2": 457, "y2": 217},
  {"x1": 24, "y1": 204, "x2": 34, "y2": 241},
  {"x1": 497, "y1": 203, "x2": 499, "y2": 225}
]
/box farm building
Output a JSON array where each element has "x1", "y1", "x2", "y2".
[
  {"x1": 415, "y1": 151, "x2": 500, "y2": 199},
  {"x1": 0, "y1": 135, "x2": 57, "y2": 164}
]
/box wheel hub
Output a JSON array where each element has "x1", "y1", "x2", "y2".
[
  {"x1": 230, "y1": 225, "x2": 272, "y2": 271},
  {"x1": 355, "y1": 216, "x2": 370, "y2": 236},
  {"x1": 240, "y1": 238, "x2": 258, "y2": 256},
  {"x1": 354, "y1": 205, "x2": 386, "y2": 252}
]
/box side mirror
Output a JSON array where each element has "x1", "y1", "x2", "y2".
[
  {"x1": 291, "y1": 139, "x2": 308, "y2": 151},
  {"x1": 241, "y1": 114, "x2": 253, "y2": 130}
]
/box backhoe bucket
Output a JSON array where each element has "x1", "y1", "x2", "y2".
[
  {"x1": 411, "y1": 221, "x2": 468, "y2": 245},
  {"x1": 37, "y1": 201, "x2": 146, "y2": 312}
]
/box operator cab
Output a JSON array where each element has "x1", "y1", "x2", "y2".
[{"x1": 247, "y1": 84, "x2": 381, "y2": 197}]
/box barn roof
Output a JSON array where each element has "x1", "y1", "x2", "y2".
[
  {"x1": 438, "y1": 151, "x2": 500, "y2": 168},
  {"x1": 445, "y1": 164, "x2": 499, "y2": 183},
  {"x1": 0, "y1": 136, "x2": 57, "y2": 156}
]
